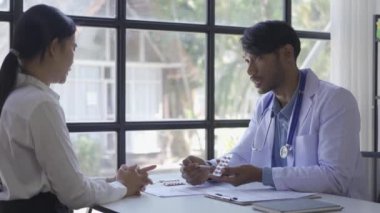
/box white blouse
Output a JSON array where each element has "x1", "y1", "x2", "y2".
[{"x1": 0, "y1": 73, "x2": 126, "y2": 209}]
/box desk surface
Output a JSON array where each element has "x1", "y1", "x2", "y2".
[{"x1": 94, "y1": 172, "x2": 380, "y2": 213}]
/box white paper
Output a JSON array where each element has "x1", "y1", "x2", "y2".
[
  {"x1": 144, "y1": 175, "x2": 312, "y2": 202},
  {"x1": 144, "y1": 180, "x2": 273, "y2": 198},
  {"x1": 145, "y1": 181, "x2": 214, "y2": 197}
]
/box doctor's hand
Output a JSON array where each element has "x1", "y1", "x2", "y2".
[
  {"x1": 180, "y1": 155, "x2": 213, "y2": 185},
  {"x1": 215, "y1": 165, "x2": 262, "y2": 186},
  {"x1": 116, "y1": 164, "x2": 156, "y2": 197}
]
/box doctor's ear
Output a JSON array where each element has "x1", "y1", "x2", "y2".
[
  {"x1": 281, "y1": 44, "x2": 294, "y2": 58},
  {"x1": 279, "y1": 44, "x2": 296, "y2": 63}
]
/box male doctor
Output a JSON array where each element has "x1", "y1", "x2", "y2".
[{"x1": 180, "y1": 20, "x2": 368, "y2": 199}]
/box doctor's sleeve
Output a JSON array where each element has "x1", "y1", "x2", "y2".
[{"x1": 228, "y1": 115, "x2": 259, "y2": 166}]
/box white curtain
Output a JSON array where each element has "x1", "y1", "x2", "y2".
[{"x1": 330, "y1": 0, "x2": 377, "y2": 151}]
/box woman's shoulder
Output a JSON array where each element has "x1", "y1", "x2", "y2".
[{"x1": 4, "y1": 85, "x2": 58, "y2": 118}]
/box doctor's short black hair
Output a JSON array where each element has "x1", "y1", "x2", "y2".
[{"x1": 241, "y1": 20, "x2": 301, "y2": 59}]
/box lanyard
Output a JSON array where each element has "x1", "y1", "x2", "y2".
[{"x1": 286, "y1": 71, "x2": 307, "y2": 147}]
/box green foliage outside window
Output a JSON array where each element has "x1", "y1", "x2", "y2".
[{"x1": 72, "y1": 136, "x2": 101, "y2": 176}]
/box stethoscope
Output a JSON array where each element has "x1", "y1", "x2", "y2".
[{"x1": 252, "y1": 71, "x2": 307, "y2": 159}]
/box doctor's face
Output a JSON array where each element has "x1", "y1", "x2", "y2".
[{"x1": 244, "y1": 50, "x2": 285, "y2": 94}]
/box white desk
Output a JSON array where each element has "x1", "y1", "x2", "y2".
[{"x1": 93, "y1": 173, "x2": 380, "y2": 213}]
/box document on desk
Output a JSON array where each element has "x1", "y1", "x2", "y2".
[
  {"x1": 205, "y1": 187, "x2": 316, "y2": 205},
  {"x1": 144, "y1": 175, "x2": 314, "y2": 202},
  {"x1": 144, "y1": 180, "x2": 272, "y2": 198},
  {"x1": 145, "y1": 181, "x2": 216, "y2": 197}
]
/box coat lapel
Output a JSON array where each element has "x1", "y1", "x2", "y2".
[
  {"x1": 287, "y1": 69, "x2": 319, "y2": 166},
  {"x1": 299, "y1": 69, "x2": 319, "y2": 127}
]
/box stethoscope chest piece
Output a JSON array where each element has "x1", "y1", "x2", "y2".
[{"x1": 280, "y1": 144, "x2": 292, "y2": 159}]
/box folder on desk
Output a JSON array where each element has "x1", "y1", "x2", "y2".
[
  {"x1": 205, "y1": 188, "x2": 317, "y2": 205},
  {"x1": 251, "y1": 198, "x2": 343, "y2": 213}
]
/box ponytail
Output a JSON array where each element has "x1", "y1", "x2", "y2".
[{"x1": 0, "y1": 52, "x2": 19, "y2": 115}]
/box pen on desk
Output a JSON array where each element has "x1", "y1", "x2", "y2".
[
  {"x1": 215, "y1": 193, "x2": 238, "y2": 201},
  {"x1": 179, "y1": 163, "x2": 211, "y2": 170},
  {"x1": 158, "y1": 179, "x2": 180, "y2": 183},
  {"x1": 198, "y1": 165, "x2": 212, "y2": 169}
]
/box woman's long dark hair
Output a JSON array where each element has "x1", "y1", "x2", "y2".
[{"x1": 0, "y1": 4, "x2": 76, "y2": 115}]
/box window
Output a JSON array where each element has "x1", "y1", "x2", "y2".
[
  {"x1": 1, "y1": 0, "x2": 330, "y2": 178},
  {"x1": 126, "y1": 0, "x2": 206, "y2": 24},
  {"x1": 125, "y1": 129, "x2": 206, "y2": 171},
  {"x1": 292, "y1": 0, "x2": 330, "y2": 32},
  {"x1": 0, "y1": 22, "x2": 9, "y2": 61},
  {"x1": 299, "y1": 39, "x2": 330, "y2": 80},
  {"x1": 0, "y1": 0, "x2": 9, "y2": 11},
  {"x1": 215, "y1": 0, "x2": 283, "y2": 27},
  {"x1": 125, "y1": 29, "x2": 206, "y2": 121},
  {"x1": 24, "y1": 0, "x2": 116, "y2": 17},
  {"x1": 214, "y1": 34, "x2": 256, "y2": 119},
  {"x1": 70, "y1": 132, "x2": 117, "y2": 177}
]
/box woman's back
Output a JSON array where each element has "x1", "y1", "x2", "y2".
[{"x1": 0, "y1": 73, "x2": 63, "y2": 200}]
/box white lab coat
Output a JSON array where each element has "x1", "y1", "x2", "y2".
[{"x1": 228, "y1": 69, "x2": 368, "y2": 199}]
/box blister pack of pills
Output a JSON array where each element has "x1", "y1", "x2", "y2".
[{"x1": 212, "y1": 154, "x2": 232, "y2": 177}]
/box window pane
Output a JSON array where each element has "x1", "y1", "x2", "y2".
[
  {"x1": 0, "y1": 22, "x2": 9, "y2": 61},
  {"x1": 126, "y1": 0, "x2": 206, "y2": 24},
  {"x1": 292, "y1": 0, "x2": 330, "y2": 32},
  {"x1": 52, "y1": 27, "x2": 116, "y2": 122},
  {"x1": 125, "y1": 129, "x2": 206, "y2": 171},
  {"x1": 215, "y1": 34, "x2": 257, "y2": 119},
  {"x1": 298, "y1": 39, "x2": 330, "y2": 81},
  {"x1": 215, "y1": 0, "x2": 283, "y2": 27},
  {"x1": 0, "y1": 0, "x2": 9, "y2": 11},
  {"x1": 215, "y1": 128, "x2": 245, "y2": 158},
  {"x1": 70, "y1": 132, "x2": 117, "y2": 177},
  {"x1": 126, "y1": 30, "x2": 206, "y2": 121},
  {"x1": 24, "y1": 0, "x2": 116, "y2": 17}
]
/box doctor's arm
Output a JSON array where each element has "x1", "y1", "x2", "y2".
[
  {"x1": 227, "y1": 118, "x2": 259, "y2": 166},
  {"x1": 214, "y1": 111, "x2": 271, "y2": 186},
  {"x1": 216, "y1": 165, "x2": 262, "y2": 186},
  {"x1": 181, "y1": 117, "x2": 260, "y2": 186},
  {"x1": 183, "y1": 95, "x2": 268, "y2": 186}
]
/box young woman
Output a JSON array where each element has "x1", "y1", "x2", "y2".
[{"x1": 0, "y1": 4, "x2": 155, "y2": 212}]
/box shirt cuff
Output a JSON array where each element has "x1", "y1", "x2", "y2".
[
  {"x1": 207, "y1": 159, "x2": 217, "y2": 166},
  {"x1": 205, "y1": 160, "x2": 218, "y2": 183},
  {"x1": 90, "y1": 176, "x2": 107, "y2": 181},
  {"x1": 110, "y1": 181, "x2": 128, "y2": 197},
  {"x1": 262, "y1": 167, "x2": 275, "y2": 187}
]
